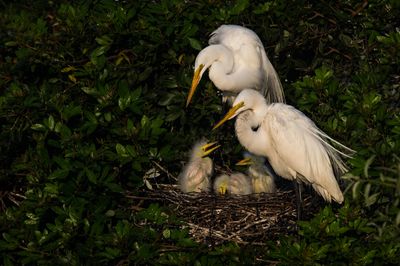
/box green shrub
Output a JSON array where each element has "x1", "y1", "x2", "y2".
[{"x1": 1, "y1": 0, "x2": 399, "y2": 264}]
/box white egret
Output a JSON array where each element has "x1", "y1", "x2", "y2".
[
  {"x1": 213, "y1": 173, "x2": 252, "y2": 195},
  {"x1": 178, "y1": 140, "x2": 220, "y2": 193},
  {"x1": 213, "y1": 89, "x2": 354, "y2": 203},
  {"x1": 236, "y1": 153, "x2": 277, "y2": 194},
  {"x1": 186, "y1": 24, "x2": 285, "y2": 106}
]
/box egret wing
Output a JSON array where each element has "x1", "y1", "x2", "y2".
[
  {"x1": 210, "y1": 25, "x2": 285, "y2": 103},
  {"x1": 264, "y1": 104, "x2": 343, "y2": 202}
]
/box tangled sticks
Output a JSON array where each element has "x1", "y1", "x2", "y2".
[{"x1": 126, "y1": 184, "x2": 318, "y2": 246}]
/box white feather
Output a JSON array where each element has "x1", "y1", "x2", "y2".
[
  {"x1": 214, "y1": 173, "x2": 252, "y2": 195},
  {"x1": 194, "y1": 24, "x2": 285, "y2": 105},
  {"x1": 178, "y1": 140, "x2": 213, "y2": 193},
  {"x1": 230, "y1": 89, "x2": 354, "y2": 203}
]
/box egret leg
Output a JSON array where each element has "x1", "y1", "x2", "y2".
[{"x1": 294, "y1": 181, "x2": 303, "y2": 221}]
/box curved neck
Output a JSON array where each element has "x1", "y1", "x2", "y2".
[
  {"x1": 199, "y1": 45, "x2": 246, "y2": 92},
  {"x1": 198, "y1": 45, "x2": 234, "y2": 77},
  {"x1": 235, "y1": 107, "x2": 269, "y2": 156}
]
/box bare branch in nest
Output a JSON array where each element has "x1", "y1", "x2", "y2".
[
  {"x1": 125, "y1": 184, "x2": 321, "y2": 246},
  {"x1": 152, "y1": 160, "x2": 178, "y2": 182}
]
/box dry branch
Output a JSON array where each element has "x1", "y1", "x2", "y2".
[{"x1": 126, "y1": 183, "x2": 320, "y2": 246}]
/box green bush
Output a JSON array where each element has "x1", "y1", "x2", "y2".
[{"x1": 0, "y1": 0, "x2": 399, "y2": 264}]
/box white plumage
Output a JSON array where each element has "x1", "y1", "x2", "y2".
[
  {"x1": 213, "y1": 173, "x2": 253, "y2": 195},
  {"x1": 214, "y1": 89, "x2": 354, "y2": 203},
  {"x1": 237, "y1": 153, "x2": 277, "y2": 194},
  {"x1": 178, "y1": 140, "x2": 219, "y2": 193},
  {"x1": 186, "y1": 24, "x2": 285, "y2": 106}
]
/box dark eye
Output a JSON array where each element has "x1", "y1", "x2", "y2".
[{"x1": 251, "y1": 125, "x2": 260, "y2": 131}]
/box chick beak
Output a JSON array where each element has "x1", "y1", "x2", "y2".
[
  {"x1": 219, "y1": 185, "x2": 227, "y2": 195},
  {"x1": 212, "y1": 101, "x2": 245, "y2": 130},
  {"x1": 201, "y1": 141, "x2": 220, "y2": 157},
  {"x1": 186, "y1": 64, "x2": 205, "y2": 107},
  {"x1": 236, "y1": 158, "x2": 253, "y2": 166}
]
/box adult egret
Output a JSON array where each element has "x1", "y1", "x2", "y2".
[
  {"x1": 236, "y1": 153, "x2": 277, "y2": 194},
  {"x1": 178, "y1": 140, "x2": 220, "y2": 193},
  {"x1": 186, "y1": 24, "x2": 285, "y2": 106},
  {"x1": 213, "y1": 89, "x2": 354, "y2": 203},
  {"x1": 213, "y1": 173, "x2": 252, "y2": 195}
]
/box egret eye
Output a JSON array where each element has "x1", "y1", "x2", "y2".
[
  {"x1": 221, "y1": 88, "x2": 354, "y2": 219},
  {"x1": 187, "y1": 24, "x2": 285, "y2": 107},
  {"x1": 251, "y1": 125, "x2": 260, "y2": 131}
]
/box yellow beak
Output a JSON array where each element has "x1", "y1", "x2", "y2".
[
  {"x1": 219, "y1": 185, "x2": 227, "y2": 195},
  {"x1": 236, "y1": 157, "x2": 253, "y2": 166},
  {"x1": 201, "y1": 141, "x2": 220, "y2": 157},
  {"x1": 186, "y1": 64, "x2": 205, "y2": 107},
  {"x1": 212, "y1": 101, "x2": 245, "y2": 130}
]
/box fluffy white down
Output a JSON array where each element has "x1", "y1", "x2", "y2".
[
  {"x1": 178, "y1": 140, "x2": 213, "y2": 193},
  {"x1": 243, "y1": 153, "x2": 277, "y2": 194},
  {"x1": 214, "y1": 173, "x2": 252, "y2": 195}
]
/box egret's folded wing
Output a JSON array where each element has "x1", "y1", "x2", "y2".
[{"x1": 265, "y1": 104, "x2": 343, "y2": 202}]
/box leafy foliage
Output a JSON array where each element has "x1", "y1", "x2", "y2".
[{"x1": 0, "y1": 0, "x2": 399, "y2": 264}]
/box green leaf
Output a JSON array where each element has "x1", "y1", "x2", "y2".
[
  {"x1": 91, "y1": 46, "x2": 109, "y2": 57},
  {"x1": 162, "y1": 229, "x2": 171, "y2": 239},
  {"x1": 4, "y1": 41, "x2": 18, "y2": 46},
  {"x1": 95, "y1": 35, "x2": 113, "y2": 46},
  {"x1": 363, "y1": 155, "x2": 375, "y2": 178},
  {"x1": 188, "y1": 37, "x2": 202, "y2": 51},
  {"x1": 118, "y1": 96, "x2": 132, "y2": 111},
  {"x1": 230, "y1": 0, "x2": 249, "y2": 15},
  {"x1": 116, "y1": 143, "x2": 128, "y2": 157},
  {"x1": 85, "y1": 168, "x2": 97, "y2": 184},
  {"x1": 81, "y1": 87, "x2": 98, "y2": 96},
  {"x1": 48, "y1": 169, "x2": 69, "y2": 180},
  {"x1": 31, "y1": 123, "x2": 46, "y2": 131},
  {"x1": 141, "y1": 115, "x2": 150, "y2": 128}
]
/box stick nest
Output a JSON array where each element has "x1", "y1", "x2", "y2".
[{"x1": 126, "y1": 184, "x2": 319, "y2": 246}]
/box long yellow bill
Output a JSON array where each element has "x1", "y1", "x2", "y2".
[
  {"x1": 201, "y1": 141, "x2": 220, "y2": 157},
  {"x1": 212, "y1": 101, "x2": 245, "y2": 130},
  {"x1": 236, "y1": 157, "x2": 253, "y2": 166},
  {"x1": 186, "y1": 64, "x2": 205, "y2": 107}
]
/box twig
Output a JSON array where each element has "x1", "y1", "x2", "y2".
[{"x1": 152, "y1": 160, "x2": 178, "y2": 181}]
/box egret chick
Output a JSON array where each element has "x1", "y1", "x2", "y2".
[
  {"x1": 213, "y1": 173, "x2": 252, "y2": 195},
  {"x1": 178, "y1": 140, "x2": 220, "y2": 193},
  {"x1": 186, "y1": 24, "x2": 284, "y2": 106},
  {"x1": 213, "y1": 89, "x2": 354, "y2": 203},
  {"x1": 236, "y1": 153, "x2": 276, "y2": 194}
]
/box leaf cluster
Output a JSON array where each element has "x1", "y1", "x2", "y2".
[{"x1": 0, "y1": 0, "x2": 399, "y2": 264}]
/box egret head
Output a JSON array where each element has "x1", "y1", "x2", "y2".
[
  {"x1": 213, "y1": 89, "x2": 265, "y2": 130},
  {"x1": 186, "y1": 46, "x2": 214, "y2": 107},
  {"x1": 212, "y1": 101, "x2": 245, "y2": 130},
  {"x1": 186, "y1": 45, "x2": 234, "y2": 107}
]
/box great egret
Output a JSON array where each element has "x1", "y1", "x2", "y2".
[
  {"x1": 213, "y1": 89, "x2": 354, "y2": 203},
  {"x1": 178, "y1": 140, "x2": 220, "y2": 193},
  {"x1": 236, "y1": 153, "x2": 277, "y2": 194},
  {"x1": 186, "y1": 24, "x2": 285, "y2": 106},
  {"x1": 213, "y1": 173, "x2": 252, "y2": 195}
]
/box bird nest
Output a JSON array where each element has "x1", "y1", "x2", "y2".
[{"x1": 126, "y1": 184, "x2": 319, "y2": 246}]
